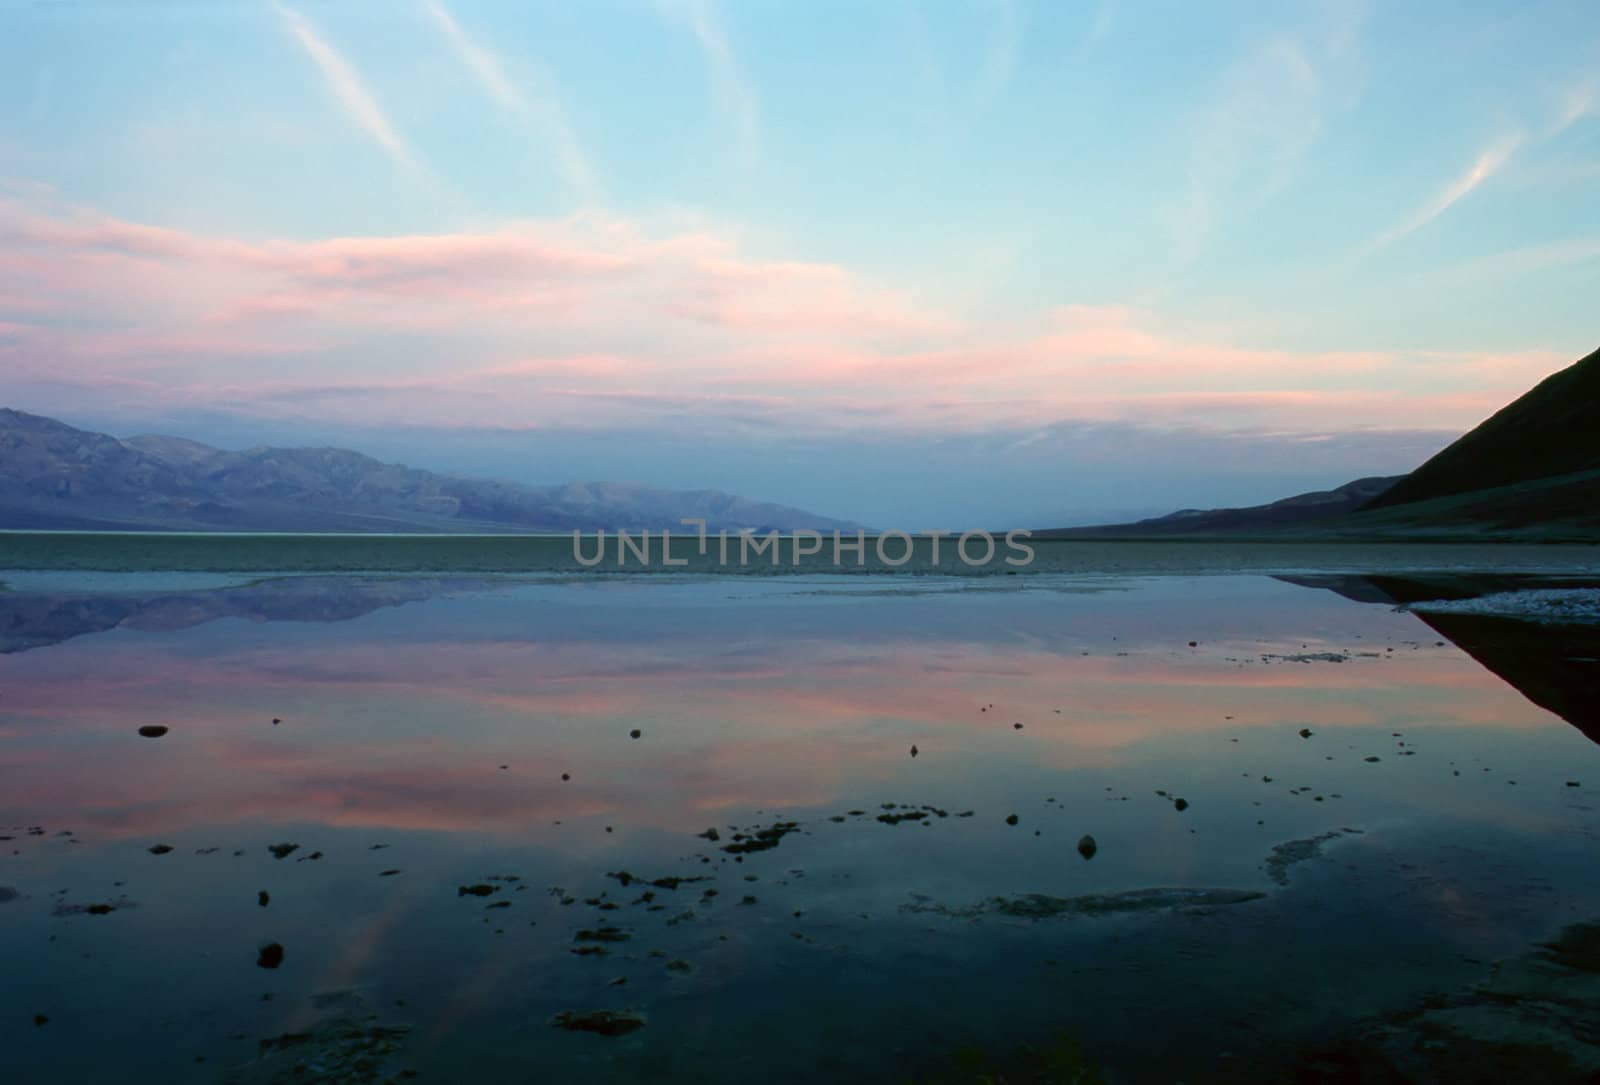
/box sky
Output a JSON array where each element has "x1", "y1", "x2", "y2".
[{"x1": 0, "y1": 0, "x2": 1596, "y2": 527}]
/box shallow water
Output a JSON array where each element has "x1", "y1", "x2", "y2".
[{"x1": 3, "y1": 556, "x2": 1600, "y2": 1082}]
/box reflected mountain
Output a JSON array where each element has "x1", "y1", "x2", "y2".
[
  {"x1": 1280, "y1": 573, "x2": 1600, "y2": 746},
  {"x1": 0, "y1": 576, "x2": 499, "y2": 653}
]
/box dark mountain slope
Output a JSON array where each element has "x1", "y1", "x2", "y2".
[{"x1": 1365, "y1": 345, "x2": 1600, "y2": 510}]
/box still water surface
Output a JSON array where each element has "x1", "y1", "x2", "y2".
[{"x1": 3, "y1": 556, "x2": 1599, "y2": 1081}]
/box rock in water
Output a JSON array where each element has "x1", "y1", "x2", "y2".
[
  {"x1": 1077, "y1": 835, "x2": 1098, "y2": 860},
  {"x1": 550, "y1": 1010, "x2": 646, "y2": 1037},
  {"x1": 137, "y1": 725, "x2": 168, "y2": 738},
  {"x1": 256, "y1": 942, "x2": 285, "y2": 969}
]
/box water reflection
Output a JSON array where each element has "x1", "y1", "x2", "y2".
[
  {"x1": 2, "y1": 572, "x2": 1598, "y2": 1082},
  {"x1": 1280, "y1": 573, "x2": 1600, "y2": 745}
]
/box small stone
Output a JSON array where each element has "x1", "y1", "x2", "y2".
[
  {"x1": 1298, "y1": 728, "x2": 1313, "y2": 739},
  {"x1": 147, "y1": 844, "x2": 173, "y2": 855},
  {"x1": 550, "y1": 1010, "x2": 644, "y2": 1037},
  {"x1": 1188, "y1": 641, "x2": 1198, "y2": 647},
  {"x1": 1364, "y1": 756, "x2": 1380, "y2": 763},
  {"x1": 1005, "y1": 814, "x2": 1019, "y2": 826},
  {"x1": 137, "y1": 725, "x2": 169, "y2": 738},
  {"x1": 629, "y1": 729, "x2": 642, "y2": 739},
  {"x1": 271, "y1": 718, "x2": 281, "y2": 725},
  {"x1": 34, "y1": 1014, "x2": 49, "y2": 1027},
  {"x1": 561, "y1": 773, "x2": 571, "y2": 782},
  {"x1": 458, "y1": 884, "x2": 498, "y2": 897},
  {"x1": 1174, "y1": 798, "x2": 1189, "y2": 812},
  {"x1": 1567, "y1": 781, "x2": 1582, "y2": 788},
  {"x1": 1077, "y1": 835, "x2": 1098, "y2": 860},
  {"x1": 256, "y1": 943, "x2": 284, "y2": 969},
  {"x1": 909, "y1": 745, "x2": 919, "y2": 757},
  {"x1": 257, "y1": 890, "x2": 269, "y2": 907},
  {"x1": 267, "y1": 843, "x2": 298, "y2": 860}
]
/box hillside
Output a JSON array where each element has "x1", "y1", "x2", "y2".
[
  {"x1": 1034, "y1": 476, "x2": 1402, "y2": 538},
  {"x1": 1366, "y1": 345, "x2": 1600, "y2": 510},
  {"x1": 0, "y1": 409, "x2": 858, "y2": 534}
]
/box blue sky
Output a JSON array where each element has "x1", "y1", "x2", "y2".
[{"x1": 1, "y1": 1, "x2": 1596, "y2": 525}]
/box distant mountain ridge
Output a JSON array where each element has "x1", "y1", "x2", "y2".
[
  {"x1": 1035, "y1": 476, "x2": 1404, "y2": 537},
  {"x1": 0, "y1": 409, "x2": 859, "y2": 534}
]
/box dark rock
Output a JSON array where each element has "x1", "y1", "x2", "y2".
[
  {"x1": 147, "y1": 844, "x2": 173, "y2": 855},
  {"x1": 550, "y1": 1009, "x2": 645, "y2": 1037},
  {"x1": 1005, "y1": 814, "x2": 1019, "y2": 826},
  {"x1": 458, "y1": 884, "x2": 498, "y2": 897},
  {"x1": 267, "y1": 843, "x2": 299, "y2": 860},
  {"x1": 1299, "y1": 728, "x2": 1314, "y2": 738},
  {"x1": 629, "y1": 729, "x2": 642, "y2": 739},
  {"x1": 34, "y1": 1014, "x2": 49, "y2": 1027},
  {"x1": 722, "y1": 821, "x2": 800, "y2": 855},
  {"x1": 1174, "y1": 798, "x2": 1189, "y2": 812},
  {"x1": 137, "y1": 725, "x2": 168, "y2": 738},
  {"x1": 1077, "y1": 835, "x2": 1098, "y2": 860},
  {"x1": 257, "y1": 890, "x2": 269, "y2": 907},
  {"x1": 910, "y1": 744, "x2": 919, "y2": 757},
  {"x1": 256, "y1": 942, "x2": 284, "y2": 969}
]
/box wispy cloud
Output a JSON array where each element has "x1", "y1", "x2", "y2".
[
  {"x1": 1550, "y1": 73, "x2": 1596, "y2": 138},
  {"x1": 276, "y1": 4, "x2": 418, "y2": 171},
  {"x1": 965, "y1": 0, "x2": 1022, "y2": 127},
  {"x1": 1080, "y1": 0, "x2": 1118, "y2": 55},
  {"x1": 1361, "y1": 133, "x2": 1523, "y2": 254},
  {"x1": 420, "y1": 0, "x2": 598, "y2": 202},
  {"x1": 1359, "y1": 69, "x2": 1595, "y2": 257},
  {"x1": 663, "y1": 0, "x2": 758, "y2": 168},
  {"x1": 1165, "y1": 3, "x2": 1367, "y2": 270},
  {"x1": 2, "y1": 188, "x2": 1576, "y2": 446},
  {"x1": 1166, "y1": 38, "x2": 1322, "y2": 267}
]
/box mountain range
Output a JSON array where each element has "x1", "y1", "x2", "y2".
[
  {"x1": 0, "y1": 409, "x2": 858, "y2": 534},
  {"x1": 1041, "y1": 344, "x2": 1600, "y2": 539},
  {"x1": 3, "y1": 341, "x2": 1596, "y2": 538}
]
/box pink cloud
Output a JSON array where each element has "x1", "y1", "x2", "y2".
[{"x1": 0, "y1": 187, "x2": 1579, "y2": 440}]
